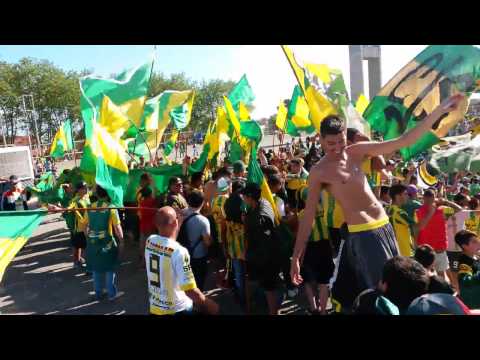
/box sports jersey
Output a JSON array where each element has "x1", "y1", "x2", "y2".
[
  {"x1": 298, "y1": 205, "x2": 328, "y2": 242},
  {"x1": 458, "y1": 253, "x2": 480, "y2": 309},
  {"x1": 145, "y1": 235, "x2": 197, "y2": 315},
  {"x1": 388, "y1": 204, "x2": 416, "y2": 257},
  {"x1": 361, "y1": 158, "x2": 381, "y2": 190},
  {"x1": 464, "y1": 211, "x2": 480, "y2": 235},
  {"x1": 211, "y1": 194, "x2": 228, "y2": 244},
  {"x1": 286, "y1": 168, "x2": 309, "y2": 191},
  {"x1": 69, "y1": 194, "x2": 91, "y2": 233},
  {"x1": 321, "y1": 190, "x2": 344, "y2": 229},
  {"x1": 446, "y1": 210, "x2": 469, "y2": 252}
]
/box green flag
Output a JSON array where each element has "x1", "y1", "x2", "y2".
[
  {"x1": 228, "y1": 74, "x2": 255, "y2": 111},
  {"x1": 364, "y1": 45, "x2": 480, "y2": 160},
  {"x1": 0, "y1": 210, "x2": 47, "y2": 282},
  {"x1": 50, "y1": 120, "x2": 74, "y2": 158}
]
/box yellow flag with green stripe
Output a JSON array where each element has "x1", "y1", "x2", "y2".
[
  {"x1": 50, "y1": 119, "x2": 74, "y2": 158},
  {"x1": 0, "y1": 210, "x2": 47, "y2": 282}
]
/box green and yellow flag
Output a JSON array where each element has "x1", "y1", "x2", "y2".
[
  {"x1": 80, "y1": 57, "x2": 153, "y2": 178},
  {"x1": 243, "y1": 121, "x2": 281, "y2": 224},
  {"x1": 281, "y1": 45, "x2": 338, "y2": 132},
  {"x1": 50, "y1": 120, "x2": 74, "y2": 159},
  {"x1": 90, "y1": 95, "x2": 131, "y2": 206},
  {"x1": 364, "y1": 45, "x2": 480, "y2": 160},
  {"x1": 282, "y1": 85, "x2": 316, "y2": 136},
  {"x1": 0, "y1": 210, "x2": 47, "y2": 282},
  {"x1": 129, "y1": 90, "x2": 195, "y2": 160}
]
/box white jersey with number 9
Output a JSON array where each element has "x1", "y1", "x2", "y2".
[{"x1": 145, "y1": 235, "x2": 197, "y2": 315}]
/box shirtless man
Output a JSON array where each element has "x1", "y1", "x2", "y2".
[{"x1": 290, "y1": 93, "x2": 465, "y2": 313}]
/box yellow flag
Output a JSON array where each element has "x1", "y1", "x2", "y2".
[
  {"x1": 355, "y1": 93, "x2": 370, "y2": 116},
  {"x1": 305, "y1": 63, "x2": 331, "y2": 84},
  {"x1": 305, "y1": 87, "x2": 338, "y2": 131},
  {"x1": 281, "y1": 45, "x2": 306, "y2": 93},
  {"x1": 223, "y1": 96, "x2": 241, "y2": 136},
  {"x1": 275, "y1": 101, "x2": 287, "y2": 131},
  {"x1": 239, "y1": 102, "x2": 250, "y2": 121}
]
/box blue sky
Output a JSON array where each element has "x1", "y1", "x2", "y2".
[{"x1": 0, "y1": 45, "x2": 431, "y2": 118}]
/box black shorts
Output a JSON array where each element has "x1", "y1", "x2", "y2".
[
  {"x1": 447, "y1": 251, "x2": 461, "y2": 272},
  {"x1": 329, "y1": 227, "x2": 343, "y2": 258},
  {"x1": 331, "y1": 221, "x2": 398, "y2": 312},
  {"x1": 301, "y1": 241, "x2": 334, "y2": 284},
  {"x1": 71, "y1": 232, "x2": 87, "y2": 249},
  {"x1": 247, "y1": 261, "x2": 281, "y2": 291}
]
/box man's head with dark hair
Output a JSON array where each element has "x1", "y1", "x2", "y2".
[
  {"x1": 187, "y1": 190, "x2": 205, "y2": 209},
  {"x1": 414, "y1": 244, "x2": 436, "y2": 270},
  {"x1": 95, "y1": 185, "x2": 109, "y2": 200},
  {"x1": 190, "y1": 172, "x2": 204, "y2": 188},
  {"x1": 380, "y1": 256, "x2": 430, "y2": 312},
  {"x1": 455, "y1": 230, "x2": 480, "y2": 256},
  {"x1": 389, "y1": 184, "x2": 408, "y2": 206},
  {"x1": 320, "y1": 115, "x2": 347, "y2": 157},
  {"x1": 346, "y1": 127, "x2": 369, "y2": 145},
  {"x1": 168, "y1": 176, "x2": 183, "y2": 194},
  {"x1": 231, "y1": 180, "x2": 246, "y2": 194},
  {"x1": 346, "y1": 127, "x2": 360, "y2": 144},
  {"x1": 453, "y1": 193, "x2": 469, "y2": 208},
  {"x1": 261, "y1": 165, "x2": 280, "y2": 177},
  {"x1": 469, "y1": 197, "x2": 479, "y2": 210},
  {"x1": 380, "y1": 185, "x2": 391, "y2": 203},
  {"x1": 140, "y1": 172, "x2": 152, "y2": 187},
  {"x1": 422, "y1": 189, "x2": 436, "y2": 206},
  {"x1": 268, "y1": 174, "x2": 283, "y2": 193},
  {"x1": 241, "y1": 182, "x2": 262, "y2": 208}
]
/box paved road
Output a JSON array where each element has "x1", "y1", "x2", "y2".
[{"x1": 0, "y1": 213, "x2": 311, "y2": 315}]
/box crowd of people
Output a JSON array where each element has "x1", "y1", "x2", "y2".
[{"x1": 5, "y1": 93, "x2": 480, "y2": 315}]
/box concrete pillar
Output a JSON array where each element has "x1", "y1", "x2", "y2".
[
  {"x1": 368, "y1": 57, "x2": 381, "y2": 99},
  {"x1": 349, "y1": 45, "x2": 364, "y2": 103}
]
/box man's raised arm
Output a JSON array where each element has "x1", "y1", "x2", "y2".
[{"x1": 347, "y1": 94, "x2": 466, "y2": 158}]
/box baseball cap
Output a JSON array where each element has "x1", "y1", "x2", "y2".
[
  {"x1": 406, "y1": 293, "x2": 472, "y2": 315},
  {"x1": 241, "y1": 182, "x2": 261, "y2": 200},
  {"x1": 406, "y1": 185, "x2": 418, "y2": 197},
  {"x1": 216, "y1": 177, "x2": 230, "y2": 193},
  {"x1": 233, "y1": 160, "x2": 246, "y2": 174}
]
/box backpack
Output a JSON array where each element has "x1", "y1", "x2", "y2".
[{"x1": 177, "y1": 213, "x2": 203, "y2": 256}]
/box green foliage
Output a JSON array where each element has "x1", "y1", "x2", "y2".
[{"x1": 0, "y1": 57, "x2": 236, "y2": 146}]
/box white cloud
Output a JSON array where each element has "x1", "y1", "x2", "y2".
[{"x1": 231, "y1": 45, "x2": 430, "y2": 119}]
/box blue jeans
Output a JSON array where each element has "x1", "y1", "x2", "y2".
[
  {"x1": 232, "y1": 259, "x2": 246, "y2": 304},
  {"x1": 93, "y1": 271, "x2": 117, "y2": 299}
]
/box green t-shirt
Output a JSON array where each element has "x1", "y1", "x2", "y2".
[
  {"x1": 403, "y1": 199, "x2": 422, "y2": 220},
  {"x1": 470, "y1": 184, "x2": 480, "y2": 196}
]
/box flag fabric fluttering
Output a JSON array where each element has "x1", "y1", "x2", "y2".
[
  {"x1": 79, "y1": 57, "x2": 153, "y2": 179},
  {"x1": 416, "y1": 162, "x2": 438, "y2": 189},
  {"x1": 0, "y1": 210, "x2": 47, "y2": 282},
  {"x1": 281, "y1": 45, "x2": 338, "y2": 132},
  {"x1": 128, "y1": 90, "x2": 195, "y2": 161},
  {"x1": 429, "y1": 133, "x2": 480, "y2": 174},
  {"x1": 89, "y1": 96, "x2": 131, "y2": 206},
  {"x1": 50, "y1": 120, "x2": 74, "y2": 159},
  {"x1": 363, "y1": 45, "x2": 480, "y2": 160}
]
